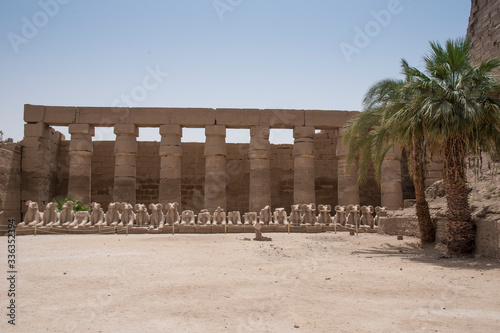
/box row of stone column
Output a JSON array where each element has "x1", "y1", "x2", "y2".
[{"x1": 65, "y1": 124, "x2": 404, "y2": 210}]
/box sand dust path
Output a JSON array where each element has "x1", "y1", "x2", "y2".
[{"x1": 1, "y1": 233, "x2": 499, "y2": 332}]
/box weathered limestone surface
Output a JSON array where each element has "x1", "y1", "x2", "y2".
[
  {"x1": 21, "y1": 122, "x2": 62, "y2": 212},
  {"x1": 68, "y1": 124, "x2": 94, "y2": 204},
  {"x1": 159, "y1": 125, "x2": 182, "y2": 205},
  {"x1": 26, "y1": 104, "x2": 402, "y2": 215},
  {"x1": 336, "y1": 130, "x2": 359, "y2": 206},
  {"x1": 249, "y1": 126, "x2": 271, "y2": 212},
  {"x1": 204, "y1": 125, "x2": 227, "y2": 211},
  {"x1": 381, "y1": 147, "x2": 403, "y2": 210},
  {"x1": 468, "y1": 0, "x2": 500, "y2": 77},
  {"x1": 0, "y1": 143, "x2": 21, "y2": 226},
  {"x1": 475, "y1": 219, "x2": 500, "y2": 259},
  {"x1": 424, "y1": 159, "x2": 444, "y2": 188},
  {"x1": 25, "y1": 104, "x2": 360, "y2": 130},
  {"x1": 314, "y1": 130, "x2": 338, "y2": 206},
  {"x1": 113, "y1": 124, "x2": 138, "y2": 204},
  {"x1": 293, "y1": 126, "x2": 316, "y2": 204}
]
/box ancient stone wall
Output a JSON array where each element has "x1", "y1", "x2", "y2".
[
  {"x1": 468, "y1": 0, "x2": 500, "y2": 74},
  {"x1": 55, "y1": 132, "x2": 357, "y2": 214},
  {"x1": 314, "y1": 130, "x2": 338, "y2": 206},
  {"x1": 21, "y1": 122, "x2": 63, "y2": 213},
  {"x1": 25, "y1": 105, "x2": 408, "y2": 215},
  {"x1": 0, "y1": 143, "x2": 21, "y2": 226}
]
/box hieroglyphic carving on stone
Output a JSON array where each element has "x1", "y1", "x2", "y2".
[
  {"x1": 272, "y1": 208, "x2": 288, "y2": 225},
  {"x1": 289, "y1": 204, "x2": 301, "y2": 226},
  {"x1": 149, "y1": 203, "x2": 165, "y2": 229},
  {"x1": 105, "y1": 202, "x2": 121, "y2": 227},
  {"x1": 374, "y1": 206, "x2": 387, "y2": 227},
  {"x1": 181, "y1": 210, "x2": 196, "y2": 225},
  {"x1": 301, "y1": 203, "x2": 316, "y2": 225},
  {"x1": 212, "y1": 206, "x2": 226, "y2": 225},
  {"x1": 42, "y1": 202, "x2": 59, "y2": 227},
  {"x1": 60, "y1": 201, "x2": 75, "y2": 227},
  {"x1": 134, "y1": 204, "x2": 149, "y2": 227},
  {"x1": 317, "y1": 204, "x2": 332, "y2": 226},
  {"x1": 360, "y1": 205, "x2": 374, "y2": 228},
  {"x1": 164, "y1": 202, "x2": 180, "y2": 226},
  {"x1": 228, "y1": 211, "x2": 242, "y2": 225},
  {"x1": 120, "y1": 202, "x2": 136, "y2": 227},
  {"x1": 91, "y1": 202, "x2": 105, "y2": 227},
  {"x1": 332, "y1": 205, "x2": 347, "y2": 226},
  {"x1": 18, "y1": 200, "x2": 43, "y2": 227},
  {"x1": 197, "y1": 209, "x2": 211, "y2": 225},
  {"x1": 243, "y1": 212, "x2": 257, "y2": 225},
  {"x1": 258, "y1": 205, "x2": 272, "y2": 225}
]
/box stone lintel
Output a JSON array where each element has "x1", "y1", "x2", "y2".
[
  {"x1": 24, "y1": 104, "x2": 45, "y2": 123},
  {"x1": 171, "y1": 108, "x2": 216, "y2": 127},
  {"x1": 216, "y1": 109, "x2": 260, "y2": 127},
  {"x1": 259, "y1": 109, "x2": 304, "y2": 128},
  {"x1": 44, "y1": 106, "x2": 77, "y2": 125},
  {"x1": 305, "y1": 110, "x2": 359, "y2": 129},
  {"x1": 77, "y1": 107, "x2": 130, "y2": 126}
]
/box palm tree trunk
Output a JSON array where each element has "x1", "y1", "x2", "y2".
[
  {"x1": 410, "y1": 143, "x2": 435, "y2": 243},
  {"x1": 443, "y1": 138, "x2": 475, "y2": 255}
]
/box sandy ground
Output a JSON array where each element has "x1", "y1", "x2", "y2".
[{"x1": 1, "y1": 232, "x2": 500, "y2": 333}]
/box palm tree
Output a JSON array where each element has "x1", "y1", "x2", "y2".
[
  {"x1": 395, "y1": 38, "x2": 500, "y2": 255},
  {"x1": 343, "y1": 75, "x2": 436, "y2": 244}
]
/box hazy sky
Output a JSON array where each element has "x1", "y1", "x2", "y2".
[{"x1": 1, "y1": 0, "x2": 471, "y2": 143}]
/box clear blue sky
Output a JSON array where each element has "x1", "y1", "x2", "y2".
[{"x1": 0, "y1": 0, "x2": 471, "y2": 143}]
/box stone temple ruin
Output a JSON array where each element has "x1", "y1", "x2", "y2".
[{"x1": 0, "y1": 104, "x2": 445, "y2": 232}]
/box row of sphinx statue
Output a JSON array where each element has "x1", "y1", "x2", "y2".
[{"x1": 17, "y1": 200, "x2": 388, "y2": 230}]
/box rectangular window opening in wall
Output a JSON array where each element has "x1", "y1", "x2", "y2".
[
  {"x1": 181, "y1": 128, "x2": 205, "y2": 143},
  {"x1": 138, "y1": 127, "x2": 160, "y2": 142},
  {"x1": 270, "y1": 129, "x2": 293, "y2": 144},
  {"x1": 315, "y1": 129, "x2": 321, "y2": 134},
  {"x1": 226, "y1": 129, "x2": 250, "y2": 144}
]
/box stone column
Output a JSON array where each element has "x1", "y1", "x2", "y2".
[
  {"x1": 249, "y1": 126, "x2": 271, "y2": 212},
  {"x1": 204, "y1": 125, "x2": 227, "y2": 212},
  {"x1": 336, "y1": 129, "x2": 359, "y2": 206},
  {"x1": 113, "y1": 124, "x2": 138, "y2": 204},
  {"x1": 21, "y1": 121, "x2": 63, "y2": 211},
  {"x1": 381, "y1": 147, "x2": 403, "y2": 209},
  {"x1": 68, "y1": 124, "x2": 94, "y2": 204},
  {"x1": 293, "y1": 126, "x2": 315, "y2": 204},
  {"x1": 159, "y1": 124, "x2": 182, "y2": 205}
]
